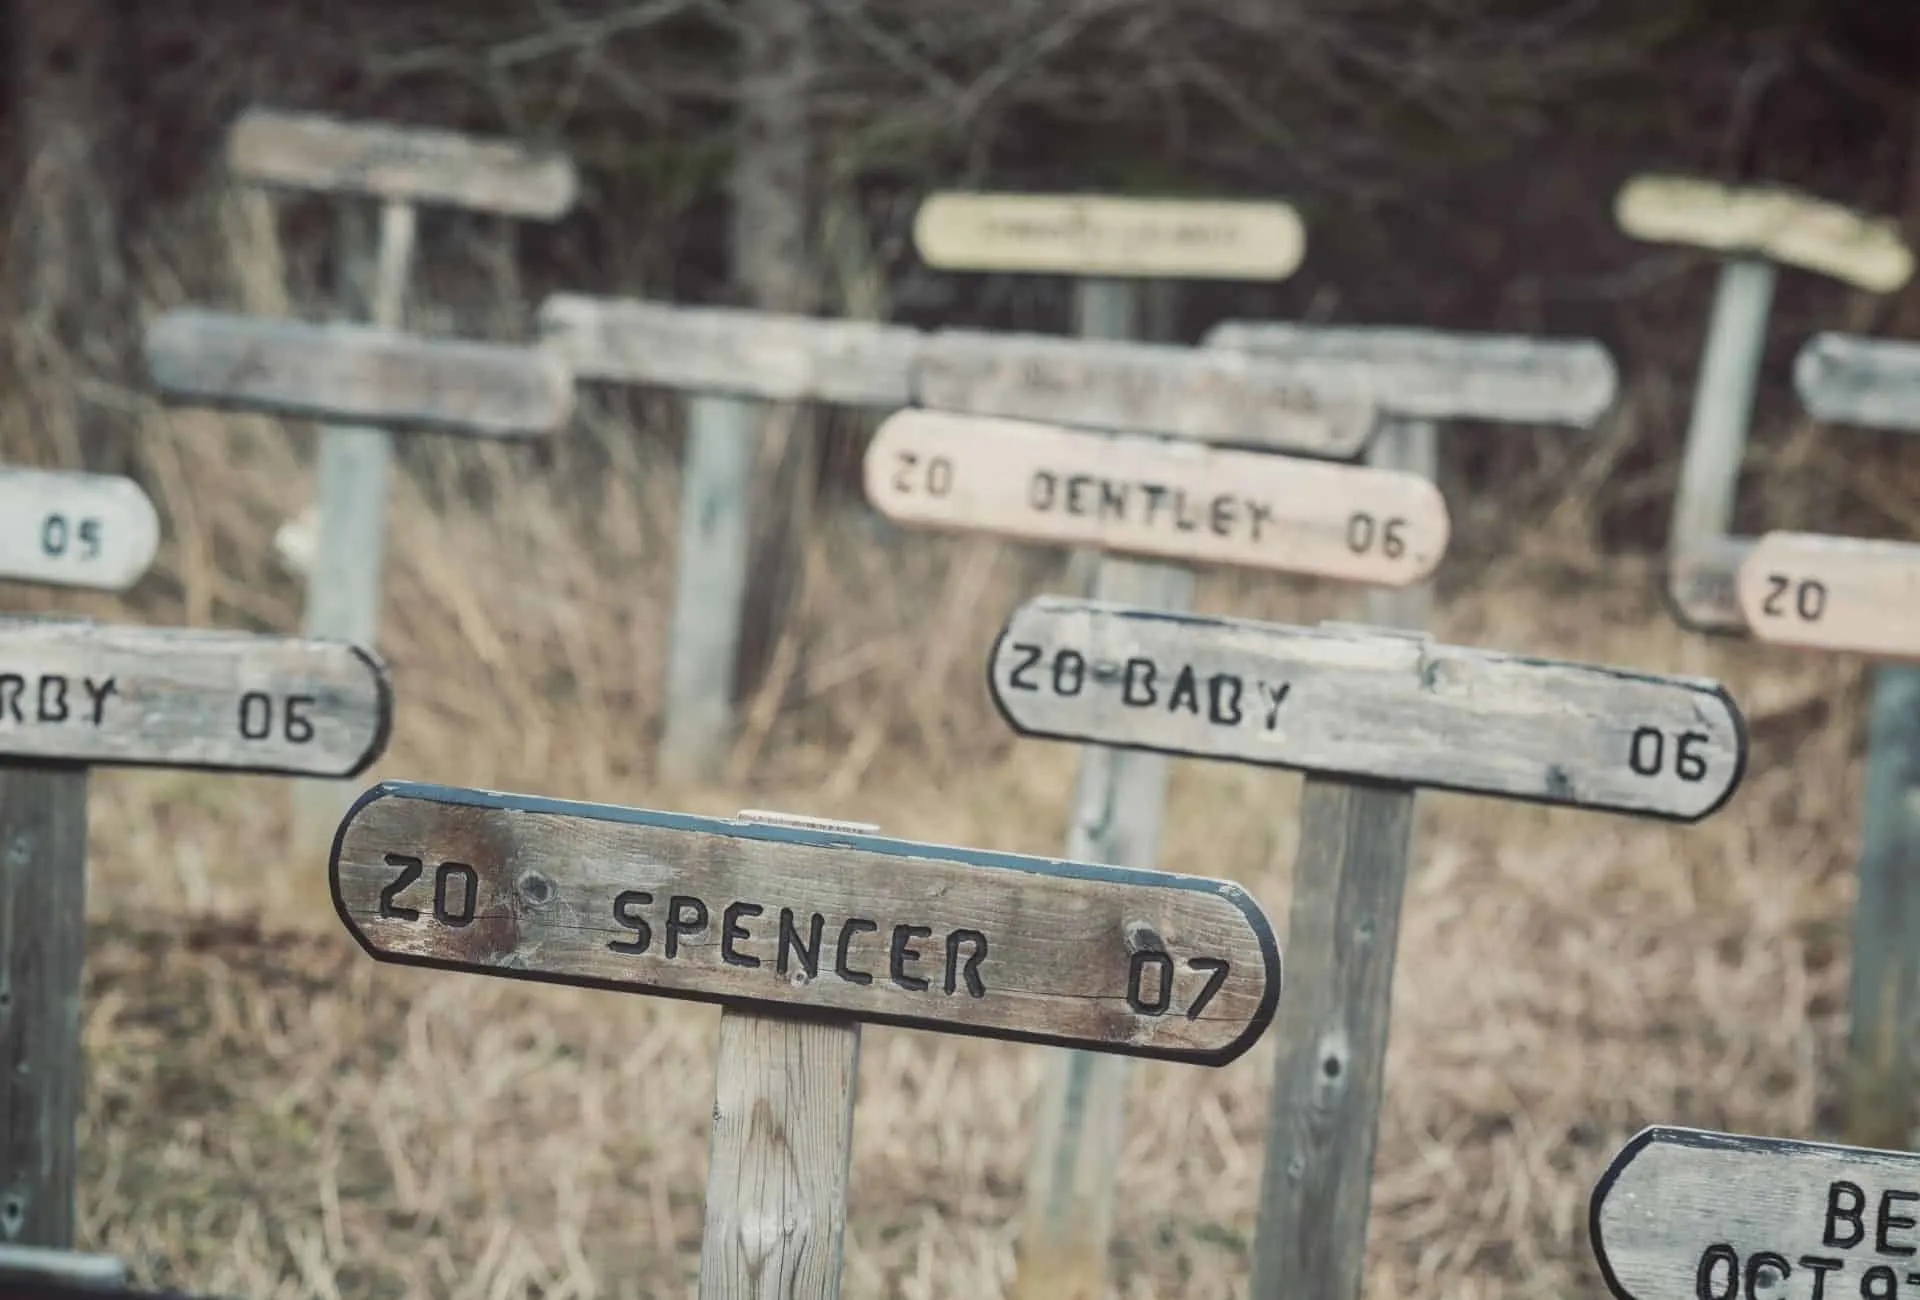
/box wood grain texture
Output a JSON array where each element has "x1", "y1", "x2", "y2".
[
  {"x1": 1250, "y1": 776, "x2": 1415, "y2": 1300},
  {"x1": 912, "y1": 330, "x2": 1375, "y2": 455},
  {"x1": 0, "y1": 1245, "x2": 126, "y2": 1288},
  {"x1": 227, "y1": 107, "x2": 577, "y2": 218},
  {"x1": 0, "y1": 618, "x2": 391, "y2": 776},
  {"x1": 144, "y1": 310, "x2": 575, "y2": 438},
  {"x1": 0, "y1": 765, "x2": 88, "y2": 1247},
  {"x1": 0, "y1": 470, "x2": 157, "y2": 592},
  {"x1": 1795, "y1": 332, "x2": 1920, "y2": 434},
  {"x1": 989, "y1": 598, "x2": 1748, "y2": 821},
  {"x1": 864, "y1": 410, "x2": 1447, "y2": 584},
  {"x1": 330, "y1": 782, "x2": 1280, "y2": 1064},
  {"x1": 1669, "y1": 259, "x2": 1775, "y2": 566},
  {"x1": 912, "y1": 192, "x2": 1304, "y2": 280},
  {"x1": 1737, "y1": 532, "x2": 1920, "y2": 660},
  {"x1": 1203, "y1": 322, "x2": 1618, "y2": 427},
  {"x1": 538, "y1": 295, "x2": 915, "y2": 407},
  {"x1": 1668, "y1": 537, "x2": 1760, "y2": 635},
  {"x1": 1590, "y1": 1125, "x2": 1920, "y2": 1300},
  {"x1": 1615, "y1": 175, "x2": 1914, "y2": 292}
]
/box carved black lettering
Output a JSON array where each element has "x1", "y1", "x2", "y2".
[
  {"x1": 1880, "y1": 1190, "x2": 1920, "y2": 1257},
  {"x1": 1695, "y1": 1244, "x2": 1737, "y2": 1300},
  {"x1": 835, "y1": 918, "x2": 877, "y2": 985},
  {"x1": 1826, "y1": 1181, "x2": 1867, "y2": 1249},
  {"x1": 609, "y1": 890, "x2": 654, "y2": 955},
  {"x1": 1797, "y1": 1256, "x2": 1842, "y2": 1300},
  {"x1": 1864, "y1": 1264, "x2": 1899, "y2": 1300},
  {"x1": 721, "y1": 901, "x2": 763, "y2": 969},
  {"x1": 664, "y1": 895, "x2": 709, "y2": 958},
  {"x1": 945, "y1": 929, "x2": 988, "y2": 997},
  {"x1": 1098, "y1": 480, "x2": 1127, "y2": 521},
  {"x1": 1173, "y1": 490, "x2": 1201, "y2": 532},
  {"x1": 1186, "y1": 958, "x2": 1231, "y2": 1019},
  {"x1": 1141, "y1": 484, "x2": 1170, "y2": 526},
  {"x1": 1006, "y1": 643, "x2": 1043, "y2": 692},
  {"x1": 1247, "y1": 500, "x2": 1274, "y2": 544},
  {"x1": 83, "y1": 677, "x2": 117, "y2": 725},
  {"x1": 0, "y1": 675, "x2": 23, "y2": 723},
  {"x1": 890, "y1": 924, "x2": 931, "y2": 991},
  {"x1": 1742, "y1": 1252, "x2": 1789, "y2": 1299},
  {"x1": 1259, "y1": 681, "x2": 1291, "y2": 730},
  {"x1": 1169, "y1": 665, "x2": 1200, "y2": 716},
  {"x1": 35, "y1": 676, "x2": 67, "y2": 724},
  {"x1": 776, "y1": 908, "x2": 823, "y2": 978},
  {"x1": 1208, "y1": 494, "x2": 1236, "y2": 538},
  {"x1": 1207, "y1": 674, "x2": 1243, "y2": 725},
  {"x1": 378, "y1": 854, "x2": 423, "y2": 922},
  {"x1": 1123, "y1": 658, "x2": 1158, "y2": 707},
  {"x1": 1029, "y1": 472, "x2": 1057, "y2": 512},
  {"x1": 1065, "y1": 475, "x2": 1094, "y2": 516}
]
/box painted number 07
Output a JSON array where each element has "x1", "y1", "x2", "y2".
[{"x1": 1126, "y1": 952, "x2": 1230, "y2": 1020}]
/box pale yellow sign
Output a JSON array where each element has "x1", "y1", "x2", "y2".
[
  {"x1": 1615, "y1": 174, "x2": 1913, "y2": 293},
  {"x1": 913, "y1": 192, "x2": 1304, "y2": 281},
  {"x1": 1737, "y1": 531, "x2": 1920, "y2": 661}
]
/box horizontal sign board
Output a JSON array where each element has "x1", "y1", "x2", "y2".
[
  {"x1": 146, "y1": 311, "x2": 575, "y2": 438},
  {"x1": 331, "y1": 782, "x2": 1281, "y2": 1064},
  {"x1": 0, "y1": 617, "x2": 390, "y2": 775},
  {"x1": 0, "y1": 469, "x2": 159, "y2": 592},
  {"x1": 537, "y1": 294, "x2": 916, "y2": 407},
  {"x1": 1667, "y1": 537, "x2": 1758, "y2": 635},
  {"x1": 228, "y1": 108, "x2": 577, "y2": 219},
  {"x1": 1615, "y1": 174, "x2": 1914, "y2": 293},
  {"x1": 912, "y1": 331, "x2": 1377, "y2": 455},
  {"x1": 1592, "y1": 1126, "x2": 1920, "y2": 1300},
  {"x1": 865, "y1": 410, "x2": 1446, "y2": 584},
  {"x1": 1202, "y1": 321, "x2": 1619, "y2": 427},
  {"x1": 913, "y1": 192, "x2": 1304, "y2": 281},
  {"x1": 1738, "y1": 532, "x2": 1920, "y2": 661},
  {"x1": 1794, "y1": 332, "x2": 1920, "y2": 434},
  {"x1": 990, "y1": 599, "x2": 1747, "y2": 821}
]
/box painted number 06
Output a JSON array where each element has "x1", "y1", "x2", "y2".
[
  {"x1": 1628, "y1": 726, "x2": 1710, "y2": 783},
  {"x1": 1346, "y1": 512, "x2": 1408, "y2": 559}
]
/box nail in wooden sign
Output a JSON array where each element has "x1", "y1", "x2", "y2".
[
  {"x1": 1739, "y1": 532, "x2": 1920, "y2": 661},
  {"x1": 1591, "y1": 1126, "x2": 1920, "y2": 1300},
  {"x1": 0, "y1": 469, "x2": 159, "y2": 592},
  {"x1": 1201, "y1": 322, "x2": 1619, "y2": 427},
  {"x1": 1615, "y1": 174, "x2": 1914, "y2": 292},
  {"x1": 0, "y1": 618, "x2": 390, "y2": 775},
  {"x1": 537, "y1": 294, "x2": 916, "y2": 407},
  {"x1": 228, "y1": 108, "x2": 577, "y2": 218},
  {"x1": 913, "y1": 192, "x2": 1305, "y2": 281},
  {"x1": 911, "y1": 331, "x2": 1377, "y2": 456},
  {"x1": 1795, "y1": 333, "x2": 1920, "y2": 434},
  {"x1": 989, "y1": 599, "x2": 1747, "y2": 821},
  {"x1": 1667, "y1": 537, "x2": 1759, "y2": 635},
  {"x1": 864, "y1": 410, "x2": 1447, "y2": 584},
  {"x1": 330, "y1": 782, "x2": 1282, "y2": 1064},
  {"x1": 144, "y1": 310, "x2": 575, "y2": 438}
]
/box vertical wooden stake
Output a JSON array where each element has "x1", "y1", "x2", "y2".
[
  {"x1": 1249, "y1": 414, "x2": 1435, "y2": 1300},
  {"x1": 662, "y1": 395, "x2": 760, "y2": 782},
  {"x1": 1670, "y1": 257, "x2": 1776, "y2": 555},
  {"x1": 1009, "y1": 278, "x2": 1193, "y2": 1300},
  {"x1": 0, "y1": 765, "x2": 89, "y2": 1248}
]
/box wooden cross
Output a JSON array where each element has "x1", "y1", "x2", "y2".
[
  {"x1": 1589, "y1": 1124, "x2": 1920, "y2": 1300},
  {"x1": 326, "y1": 782, "x2": 1282, "y2": 1300},
  {"x1": 0, "y1": 467, "x2": 159, "y2": 594},
  {"x1": 987, "y1": 598, "x2": 1750, "y2": 1300}
]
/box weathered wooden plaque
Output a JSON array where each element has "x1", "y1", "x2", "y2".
[
  {"x1": 1201, "y1": 321, "x2": 1619, "y2": 427},
  {"x1": 144, "y1": 310, "x2": 575, "y2": 438},
  {"x1": 1668, "y1": 536, "x2": 1759, "y2": 635},
  {"x1": 228, "y1": 108, "x2": 577, "y2": 218},
  {"x1": 912, "y1": 192, "x2": 1304, "y2": 281},
  {"x1": 331, "y1": 782, "x2": 1281, "y2": 1064},
  {"x1": 0, "y1": 618, "x2": 390, "y2": 775},
  {"x1": 911, "y1": 330, "x2": 1377, "y2": 455},
  {"x1": 1795, "y1": 332, "x2": 1920, "y2": 434},
  {"x1": 537, "y1": 294, "x2": 916, "y2": 407},
  {"x1": 1592, "y1": 1125, "x2": 1920, "y2": 1300},
  {"x1": 1615, "y1": 174, "x2": 1914, "y2": 293},
  {"x1": 0, "y1": 469, "x2": 159, "y2": 592},
  {"x1": 1738, "y1": 532, "x2": 1920, "y2": 661},
  {"x1": 865, "y1": 410, "x2": 1447, "y2": 584},
  {"x1": 990, "y1": 599, "x2": 1746, "y2": 821}
]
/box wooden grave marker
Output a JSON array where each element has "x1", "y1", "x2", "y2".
[
  {"x1": 0, "y1": 468, "x2": 159, "y2": 592},
  {"x1": 0, "y1": 614, "x2": 392, "y2": 1248},
  {"x1": 1737, "y1": 532, "x2": 1920, "y2": 662},
  {"x1": 1590, "y1": 1125, "x2": 1920, "y2": 1300},
  {"x1": 987, "y1": 597, "x2": 1749, "y2": 1300},
  {"x1": 329, "y1": 784, "x2": 1280, "y2": 1299}
]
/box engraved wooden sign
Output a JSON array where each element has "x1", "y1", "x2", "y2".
[
  {"x1": 228, "y1": 108, "x2": 577, "y2": 218},
  {"x1": 913, "y1": 192, "x2": 1305, "y2": 281},
  {"x1": 1794, "y1": 333, "x2": 1920, "y2": 434},
  {"x1": 0, "y1": 469, "x2": 159, "y2": 592},
  {"x1": 1201, "y1": 322, "x2": 1619, "y2": 427},
  {"x1": 989, "y1": 599, "x2": 1747, "y2": 821},
  {"x1": 911, "y1": 331, "x2": 1377, "y2": 455},
  {"x1": 864, "y1": 410, "x2": 1447, "y2": 584},
  {"x1": 330, "y1": 782, "x2": 1282, "y2": 1064},
  {"x1": 537, "y1": 294, "x2": 916, "y2": 407},
  {"x1": 1668, "y1": 537, "x2": 1759, "y2": 634},
  {"x1": 1738, "y1": 532, "x2": 1920, "y2": 661},
  {"x1": 1591, "y1": 1126, "x2": 1920, "y2": 1300},
  {"x1": 0, "y1": 618, "x2": 390, "y2": 776},
  {"x1": 144, "y1": 310, "x2": 575, "y2": 438},
  {"x1": 1615, "y1": 174, "x2": 1914, "y2": 292}
]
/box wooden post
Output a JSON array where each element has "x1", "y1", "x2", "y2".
[{"x1": 1669, "y1": 257, "x2": 1774, "y2": 560}]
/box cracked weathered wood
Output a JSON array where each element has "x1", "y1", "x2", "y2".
[
  {"x1": 989, "y1": 598, "x2": 1747, "y2": 821},
  {"x1": 1737, "y1": 532, "x2": 1920, "y2": 661},
  {"x1": 1795, "y1": 333, "x2": 1920, "y2": 434},
  {"x1": 144, "y1": 310, "x2": 575, "y2": 439},
  {"x1": 329, "y1": 782, "x2": 1280, "y2": 1064},
  {"x1": 864, "y1": 410, "x2": 1447, "y2": 584},
  {"x1": 0, "y1": 469, "x2": 158, "y2": 592},
  {"x1": 227, "y1": 107, "x2": 576, "y2": 218},
  {"x1": 0, "y1": 618, "x2": 390, "y2": 776},
  {"x1": 1667, "y1": 536, "x2": 1760, "y2": 635}
]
